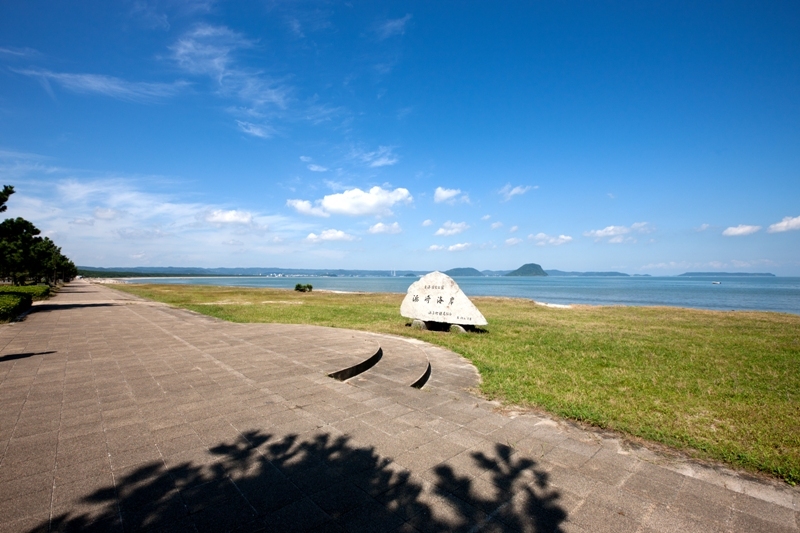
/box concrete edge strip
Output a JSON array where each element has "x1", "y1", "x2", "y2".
[{"x1": 410, "y1": 361, "x2": 432, "y2": 389}]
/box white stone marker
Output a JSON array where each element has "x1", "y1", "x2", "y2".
[{"x1": 400, "y1": 271, "x2": 488, "y2": 326}]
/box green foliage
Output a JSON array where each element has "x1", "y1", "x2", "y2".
[
  {"x1": 294, "y1": 283, "x2": 313, "y2": 292},
  {"x1": 0, "y1": 293, "x2": 31, "y2": 321},
  {"x1": 0, "y1": 285, "x2": 51, "y2": 299},
  {"x1": 0, "y1": 185, "x2": 14, "y2": 213},
  {"x1": 115, "y1": 283, "x2": 800, "y2": 485},
  {"x1": 0, "y1": 185, "x2": 77, "y2": 285}
]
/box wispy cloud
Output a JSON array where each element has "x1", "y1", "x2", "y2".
[
  {"x1": 375, "y1": 14, "x2": 412, "y2": 40},
  {"x1": 768, "y1": 215, "x2": 800, "y2": 233},
  {"x1": 490, "y1": 222, "x2": 503, "y2": 230},
  {"x1": 481, "y1": 215, "x2": 491, "y2": 221},
  {"x1": 584, "y1": 222, "x2": 652, "y2": 243},
  {"x1": 306, "y1": 229, "x2": 356, "y2": 243},
  {"x1": 0, "y1": 46, "x2": 40, "y2": 58},
  {"x1": 509, "y1": 225, "x2": 518, "y2": 233},
  {"x1": 368, "y1": 222, "x2": 401, "y2": 234},
  {"x1": 434, "y1": 221, "x2": 469, "y2": 236},
  {"x1": 288, "y1": 186, "x2": 412, "y2": 217},
  {"x1": 236, "y1": 120, "x2": 274, "y2": 138},
  {"x1": 352, "y1": 146, "x2": 399, "y2": 167},
  {"x1": 695, "y1": 223, "x2": 710, "y2": 232},
  {"x1": 170, "y1": 24, "x2": 289, "y2": 109},
  {"x1": 421, "y1": 219, "x2": 433, "y2": 227},
  {"x1": 15, "y1": 69, "x2": 186, "y2": 103},
  {"x1": 499, "y1": 184, "x2": 534, "y2": 201},
  {"x1": 529, "y1": 233, "x2": 572, "y2": 246},
  {"x1": 505, "y1": 238, "x2": 522, "y2": 246},
  {"x1": 722, "y1": 224, "x2": 761, "y2": 236},
  {"x1": 307, "y1": 164, "x2": 328, "y2": 172}
]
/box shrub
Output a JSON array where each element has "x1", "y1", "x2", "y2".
[
  {"x1": 0, "y1": 293, "x2": 31, "y2": 321},
  {"x1": 0, "y1": 285, "x2": 50, "y2": 300},
  {"x1": 294, "y1": 283, "x2": 313, "y2": 293}
]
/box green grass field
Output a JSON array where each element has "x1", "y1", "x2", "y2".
[{"x1": 114, "y1": 283, "x2": 800, "y2": 484}]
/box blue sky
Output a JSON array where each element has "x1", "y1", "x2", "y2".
[{"x1": 1, "y1": 1, "x2": 799, "y2": 274}]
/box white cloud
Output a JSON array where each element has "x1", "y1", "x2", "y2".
[
  {"x1": 448, "y1": 242, "x2": 471, "y2": 252},
  {"x1": 768, "y1": 215, "x2": 800, "y2": 233},
  {"x1": 435, "y1": 221, "x2": 469, "y2": 236},
  {"x1": 353, "y1": 146, "x2": 399, "y2": 167},
  {"x1": 376, "y1": 14, "x2": 412, "y2": 40},
  {"x1": 15, "y1": 68, "x2": 186, "y2": 103},
  {"x1": 509, "y1": 225, "x2": 518, "y2": 233},
  {"x1": 206, "y1": 209, "x2": 253, "y2": 225},
  {"x1": 236, "y1": 120, "x2": 274, "y2": 138},
  {"x1": 505, "y1": 238, "x2": 522, "y2": 246},
  {"x1": 421, "y1": 219, "x2": 433, "y2": 227},
  {"x1": 529, "y1": 233, "x2": 573, "y2": 246},
  {"x1": 289, "y1": 186, "x2": 412, "y2": 218},
  {"x1": 428, "y1": 244, "x2": 444, "y2": 251},
  {"x1": 368, "y1": 222, "x2": 401, "y2": 234},
  {"x1": 481, "y1": 215, "x2": 491, "y2": 221},
  {"x1": 722, "y1": 225, "x2": 761, "y2": 236},
  {"x1": 299, "y1": 156, "x2": 312, "y2": 162},
  {"x1": 490, "y1": 222, "x2": 503, "y2": 230},
  {"x1": 584, "y1": 222, "x2": 651, "y2": 243},
  {"x1": 307, "y1": 164, "x2": 328, "y2": 172},
  {"x1": 322, "y1": 186, "x2": 411, "y2": 216},
  {"x1": 286, "y1": 199, "x2": 329, "y2": 217},
  {"x1": 696, "y1": 223, "x2": 710, "y2": 232},
  {"x1": 499, "y1": 184, "x2": 533, "y2": 201},
  {"x1": 433, "y1": 187, "x2": 461, "y2": 203},
  {"x1": 306, "y1": 229, "x2": 356, "y2": 243}
]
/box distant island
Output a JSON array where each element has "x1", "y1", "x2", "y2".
[
  {"x1": 505, "y1": 263, "x2": 548, "y2": 277},
  {"x1": 444, "y1": 267, "x2": 484, "y2": 276},
  {"x1": 678, "y1": 272, "x2": 776, "y2": 277},
  {"x1": 546, "y1": 270, "x2": 629, "y2": 277}
]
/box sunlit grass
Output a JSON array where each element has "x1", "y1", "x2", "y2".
[{"x1": 115, "y1": 283, "x2": 800, "y2": 484}]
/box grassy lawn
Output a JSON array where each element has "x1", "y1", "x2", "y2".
[{"x1": 114, "y1": 283, "x2": 800, "y2": 484}]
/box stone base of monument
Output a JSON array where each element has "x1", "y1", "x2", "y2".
[{"x1": 407, "y1": 320, "x2": 479, "y2": 333}]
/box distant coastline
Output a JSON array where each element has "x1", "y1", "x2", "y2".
[
  {"x1": 678, "y1": 272, "x2": 776, "y2": 277},
  {"x1": 78, "y1": 266, "x2": 778, "y2": 279}
]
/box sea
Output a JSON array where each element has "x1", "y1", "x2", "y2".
[{"x1": 125, "y1": 275, "x2": 800, "y2": 315}]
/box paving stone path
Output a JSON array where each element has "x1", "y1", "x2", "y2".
[{"x1": 0, "y1": 281, "x2": 797, "y2": 532}]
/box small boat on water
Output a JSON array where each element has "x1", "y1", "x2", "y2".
[{"x1": 712, "y1": 281, "x2": 721, "y2": 285}]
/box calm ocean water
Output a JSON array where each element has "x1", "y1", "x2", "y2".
[{"x1": 126, "y1": 275, "x2": 800, "y2": 315}]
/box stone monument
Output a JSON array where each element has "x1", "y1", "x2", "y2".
[{"x1": 400, "y1": 271, "x2": 487, "y2": 328}]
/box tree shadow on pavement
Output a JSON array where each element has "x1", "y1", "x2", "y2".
[{"x1": 37, "y1": 431, "x2": 566, "y2": 532}]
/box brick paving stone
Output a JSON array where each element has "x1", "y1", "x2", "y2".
[{"x1": 0, "y1": 280, "x2": 796, "y2": 533}]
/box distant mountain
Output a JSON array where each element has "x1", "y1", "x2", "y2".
[
  {"x1": 678, "y1": 272, "x2": 775, "y2": 277},
  {"x1": 546, "y1": 270, "x2": 629, "y2": 277},
  {"x1": 480, "y1": 270, "x2": 512, "y2": 276},
  {"x1": 505, "y1": 263, "x2": 548, "y2": 277},
  {"x1": 444, "y1": 267, "x2": 483, "y2": 276}
]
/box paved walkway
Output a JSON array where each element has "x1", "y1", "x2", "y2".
[{"x1": 0, "y1": 281, "x2": 797, "y2": 533}]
